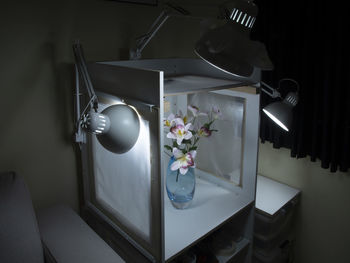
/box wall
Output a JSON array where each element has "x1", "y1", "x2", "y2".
[
  {"x1": 0, "y1": 0, "x2": 171, "y2": 210},
  {"x1": 258, "y1": 142, "x2": 350, "y2": 263}
]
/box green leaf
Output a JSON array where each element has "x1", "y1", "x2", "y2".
[
  {"x1": 207, "y1": 120, "x2": 214, "y2": 128},
  {"x1": 164, "y1": 145, "x2": 172, "y2": 151},
  {"x1": 189, "y1": 146, "x2": 197, "y2": 151},
  {"x1": 203, "y1": 123, "x2": 210, "y2": 129},
  {"x1": 182, "y1": 139, "x2": 192, "y2": 144},
  {"x1": 193, "y1": 137, "x2": 200, "y2": 145}
]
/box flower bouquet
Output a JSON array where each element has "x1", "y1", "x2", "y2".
[{"x1": 164, "y1": 105, "x2": 221, "y2": 209}]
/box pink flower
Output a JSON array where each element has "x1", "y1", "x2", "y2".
[
  {"x1": 198, "y1": 126, "x2": 212, "y2": 137},
  {"x1": 171, "y1": 148, "x2": 197, "y2": 175},
  {"x1": 166, "y1": 118, "x2": 192, "y2": 145}
]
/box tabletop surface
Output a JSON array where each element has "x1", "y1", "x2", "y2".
[{"x1": 256, "y1": 175, "x2": 301, "y2": 216}]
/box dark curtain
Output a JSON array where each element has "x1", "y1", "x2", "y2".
[{"x1": 251, "y1": 1, "x2": 350, "y2": 172}]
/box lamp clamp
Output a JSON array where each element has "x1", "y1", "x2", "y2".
[
  {"x1": 260, "y1": 81, "x2": 281, "y2": 98},
  {"x1": 260, "y1": 78, "x2": 299, "y2": 99}
]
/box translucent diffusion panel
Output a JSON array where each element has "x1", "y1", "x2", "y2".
[
  {"x1": 91, "y1": 102, "x2": 152, "y2": 242},
  {"x1": 188, "y1": 92, "x2": 245, "y2": 185}
]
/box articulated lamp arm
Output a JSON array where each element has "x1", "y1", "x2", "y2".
[
  {"x1": 73, "y1": 42, "x2": 109, "y2": 146},
  {"x1": 73, "y1": 42, "x2": 98, "y2": 113},
  {"x1": 129, "y1": 3, "x2": 190, "y2": 60}
]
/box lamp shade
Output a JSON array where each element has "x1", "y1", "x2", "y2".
[
  {"x1": 263, "y1": 102, "x2": 292, "y2": 131},
  {"x1": 93, "y1": 104, "x2": 140, "y2": 154},
  {"x1": 262, "y1": 92, "x2": 298, "y2": 132},
  {"x1": 194, "y1": 0, "x2": 273, "y2": 77}
]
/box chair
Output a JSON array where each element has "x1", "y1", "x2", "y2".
[{"x1": 0, "y1": 171, "x2": 124, "y2": 263}]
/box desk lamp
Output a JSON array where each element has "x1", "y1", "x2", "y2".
[
  {"x1": 261, "y1": 79, "x2": 299, "y2": 132},
  {"x1": 130, "y1": 0, "x2": 273, "y2": 77},
  {"x1": 73, "y1": 42, "x2": 140, "y2": 154}
]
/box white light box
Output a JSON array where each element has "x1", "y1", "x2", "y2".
[{"x1": 79, "y1": 59, "x2": 261, "y2": 262}]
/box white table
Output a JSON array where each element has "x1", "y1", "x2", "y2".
[{"x1": 255, "y1": 175, "x2": 300, "y2": 216}]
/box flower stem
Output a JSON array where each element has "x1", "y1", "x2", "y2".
[{"x1": 176, "y1": 170, "x2": 179, "y2": 182}]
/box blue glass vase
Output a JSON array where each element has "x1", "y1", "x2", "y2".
[{"x1": 166, "y1": 156, "x2": 196, "y2": 209}]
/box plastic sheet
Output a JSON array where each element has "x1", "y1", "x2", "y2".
[{"x1": 188, "y1": 92, "x2": 245, "y2": 185}]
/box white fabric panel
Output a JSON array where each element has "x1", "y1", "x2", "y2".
[
  {"x1": 188, "y1": 93, "x2": 244, "y2": 185},
  {"x1": 92, "y1": 104, "x2": 151, "y2": 241}
]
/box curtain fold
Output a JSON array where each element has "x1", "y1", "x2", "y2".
[{"x1": 252, "y1": 1, "x2": 350, "y2": 172}]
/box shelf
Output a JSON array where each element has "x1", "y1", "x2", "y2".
[
  {"x1": 164, "y1": 171, "x2": 253, "y2": 260},
  {"x1": 216, "y1": 238, "x2": 250, "y2": 263}
]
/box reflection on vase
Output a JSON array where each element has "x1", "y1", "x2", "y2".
[{"x1": 166, "y1": 156, "x2": 195, "y2": 209}]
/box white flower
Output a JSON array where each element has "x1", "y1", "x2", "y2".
[
  {"x1": 164, "y1": 113, "x2": 175, "y2": 127},
  {"x1": 212, "y1": 106, "x2": 222, "y2": 120},
  {"x1": 171, "y1": 148, "x2": 197, "y2": 175},
  {"x1": 177, "y1": 110, "x2": 189, "y2": 124},
  {"x1": 166, "y1": 118, "x2": 192, "y2": 145},
  {"x1": 188, "y1": 105, "x2": 208, "y2": 117}
]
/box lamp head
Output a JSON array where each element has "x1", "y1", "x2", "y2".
[
  {"x1": 81, "y1": 104, "x2": 140, "y2": 154},
  {"x1": 195, "y1": 0, "x2": 273, "y2": 77},
  {"x1": 262, "y1": 92, "x2": 298, "y2": 132}
]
